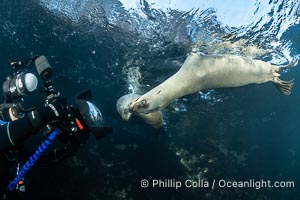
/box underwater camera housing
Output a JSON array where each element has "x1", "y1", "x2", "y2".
[
  {"x1": 34, "y1": 56, "x2": 113, "y2": 138},
  {"x1": 33, "y1": 55, "x2": 113, "y2": 140}
]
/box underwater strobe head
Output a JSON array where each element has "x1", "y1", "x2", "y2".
[
  {"x1": 3, "y1": 72, "x2": 38, "y2": 102},
  {"x1": 34, "y1": 55, "x2": 53, "y2": 81}
]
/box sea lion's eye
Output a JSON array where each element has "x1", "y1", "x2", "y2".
[{"x1": 140, "y1": 99, "x2": 147, "y2": 108}]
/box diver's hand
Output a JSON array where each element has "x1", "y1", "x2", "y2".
[
  {"x1": 27, "y1": 97, "x2": 69, "y2": 131},
  {"x1": 45, "y1": 97, "x2": 69, "y2": 122}
]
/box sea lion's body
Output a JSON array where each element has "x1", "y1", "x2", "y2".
[
  {"x1": 117, "y1": 94, "x2": 163, "y2": 128},
  {"x1": 130, "y1": 53, "x2": 294, "y2": 114}
]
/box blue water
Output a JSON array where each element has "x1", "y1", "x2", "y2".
[{"x1": 0, "y1": 0, "x2": 300, "y2": 199}]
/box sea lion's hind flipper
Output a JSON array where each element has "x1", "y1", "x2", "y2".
[
  {"x1": 279, "y1": 58, "x2": 297, "y2": 71},
  {"x1": 272, "y1": 58, "x2": 296, "y2": 95},
  {"x1": 273, "y1": 77, "x2": 294, "y2": 95}
]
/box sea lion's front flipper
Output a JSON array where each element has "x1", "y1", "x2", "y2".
[{"x1": 138, "y1": 112, "x2": 163, "y2": 128}]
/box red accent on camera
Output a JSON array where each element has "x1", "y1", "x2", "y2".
[{"x1": 75, "y1": 118, "x2": 84, "y2": 130}]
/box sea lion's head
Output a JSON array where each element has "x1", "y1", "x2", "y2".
[
  {"x1": 129, "y1": 96, "x2": 160, "y2": 114},
  {"x1": 117, "y1": 94, "x2": 164, "y2": 128},
  {"x1": 116, "y1": 94, "x2": 141, "y2": 121}
]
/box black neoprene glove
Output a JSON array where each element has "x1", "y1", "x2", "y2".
[{"x1": 27, "y1": 97, "x2": 68, "y2": 131}]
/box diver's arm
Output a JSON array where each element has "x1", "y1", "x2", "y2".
[
  {"x1": 0, "y1": 116, "x2": 35, "y2": 153},
  {"x1": 0, "y1": 98, "x2": 67, "y2": 153}
]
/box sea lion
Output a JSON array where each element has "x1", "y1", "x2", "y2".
[
  {"x1": 117, "y1": 94, "x2": 163, "y2": 128},
  {"x1": 129, "y1": 53, "x2": 295, "y2": 114}
]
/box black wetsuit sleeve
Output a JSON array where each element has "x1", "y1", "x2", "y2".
[
  {"x1": 0, "y1": 117, "x2": 34, "y2": 153},
  {"x1": 0, "y1": 99, "x2": 67, "y2": 153}
]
